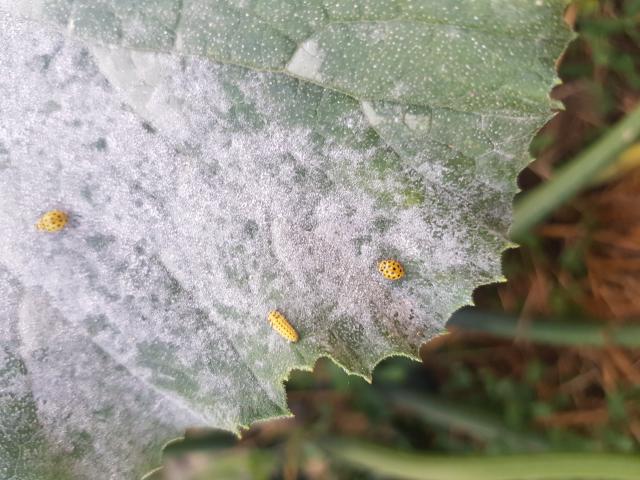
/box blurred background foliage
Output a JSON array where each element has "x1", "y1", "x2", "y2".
[{"x1": 157, "y1": 1, "x2": 640, "y2": 478}]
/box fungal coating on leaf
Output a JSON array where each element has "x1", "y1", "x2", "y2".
[
  {"x1": 378, "y1": 259, "x2": 405, "y2": 280},
  {"x1": 36, "y1": 210, "x2": 68, "y2": 232},
  {"x1": 268, "y1": 310, "x2": 299, "y2": 343}
]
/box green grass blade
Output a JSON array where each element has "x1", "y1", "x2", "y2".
[
  {"x1": 389, "y1": 393, "x2": 551, "y2": 452},
  {"x1": 511, "y1": 104, "x2": 640, "y2": 242},
  {"x1": 324, "y1": 441, "x2": 640, "y2": 480},
  {"x1": 448, "y1": 310, "x2": 640, "y2": 347}
]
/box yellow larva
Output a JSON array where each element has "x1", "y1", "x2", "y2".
[
  {"x1": 36, "y1": 209, "x2": 68, "y2": 233},
  {"x1": 378, "y1": 259, "x2": 405, "y2": 280},
  {"x1": 268, "y1": 310, "x2": 299, "y2": 342}
]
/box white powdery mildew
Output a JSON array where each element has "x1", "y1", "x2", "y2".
[
  {"x1": 0, "y1": 15, "x2": 220, "y2": 480},
  {"x1": 16, "y1": 290, "x2": 205, "y2": 480},
  {"x1": 0, "y1": 269, "x2": 29, "y2": 401},
  {"x1": 0, "y1": 10, "x2": 500, "y2": 480},
  {"x1": 90, "y1": 46, "x2": 480, "y2": 361}
]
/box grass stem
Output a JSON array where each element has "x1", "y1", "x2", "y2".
[
  {"x1": 448, "y1": 310, "x2": 640, "y2": 347},
  {"x1": 325, "y1": 440, "x2": 640, "y2": 480},
  {"x1": 512, "y1": 104, "x2": 640, "y2": 241}
]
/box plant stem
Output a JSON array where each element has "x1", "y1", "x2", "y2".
[
  {"x1": 511, "y1": 103, "x2": 640, "y2": 242},
  {"x1": 447, "y1": 309, "x2": 640, "y2": 347},
  {"x1": 324, "y1": 441, "x2": 640, "y2": 480}
]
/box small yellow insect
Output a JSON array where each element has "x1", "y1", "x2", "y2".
[
  {"x1": 36, "y1": 210, "x2": 68, "y2": 232},
  {"x1": 378, "y1": 259, "x2": 405, "y2": 280},
  {"x1": 268, "y1": 310, "x2": 299, "y2": 342}
]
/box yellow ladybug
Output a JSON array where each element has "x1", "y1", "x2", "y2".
[
  {"x1": 378, "y1": 259, "x2": 405, "y2": 280},
  {"x1": 268, "y1": 310, "x2": 299, "y2": 342},
  {"x1": 36, "y1": 210, "x2": 68, "y2": 232}
]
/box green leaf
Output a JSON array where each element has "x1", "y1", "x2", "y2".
[{"x1": 0, "y1": 2, "x2": 572, "y2": 479}]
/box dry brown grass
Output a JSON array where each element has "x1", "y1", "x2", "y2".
[{"x1": 422, "y1": 0, "x2": 640, "y2": 442}]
